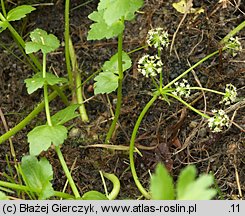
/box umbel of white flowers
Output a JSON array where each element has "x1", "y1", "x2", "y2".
[
  {"x1": 146, "y1": 27, "x2": 169, "y2": 50},
  {"x1": 137, "y1": 54, "x2": 163, "y2": 77},
  {"x1": 220, "y1": 84, "x2": 237, "y2": 105},
  {"x1": 208, "y1": 109, "x2": 230, "y2": 132},
  {"x1": 172, "y1": 79, "x2": 191, "y2": 99}
]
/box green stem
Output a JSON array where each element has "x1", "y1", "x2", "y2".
[
  {"x1": 0, "y1": 90, "x2": 59, "y2": 144},
  {"x1": 0, "y1": 180, "x2": 74, "y2": 199},
  {"x1": 55, "y1": 147, "x2": 80, "y2": 198},
  {"x1": 42, "y1": 53, "x2": 80, "y2": 198},
  {"x1": 102, "y1": 172, "x2": 120, "y2": 200},
  {"x1": 71, "y1": 0, "x2": 94, "y2": 11},
  {"x1": 42, "y1": 53, "x2": 52, "y2": 126},
  {"x1": 220, "y1": 20, "x2": 245, "y2": 44},
  {"x1": 129, "y1": 93, "x2": 160, "y2": 199},
  {"x1": 105, "y1": 18, "x2": 124, "y2": 143},
  {"x1": 127, "y1": 45, "x2": 148, "y2": 55},
  {"x1": 65, "y1": 0, "x2": 74, "y2": 90},
  {"x1": 75, "y1": 71, "x2": 89, "y2": 122},
  {"x1": 151, "y1": 76, "x2": 159, "y2": 90},
  {"x1": 1, "y1": 0, "x2": 7, "y2": 17},
  {"x1": 166, "y1": 93, "x2": 210, "y2": 119},
  {"x1": 81, "y1": 68, "x2": 102, "y2": 87},
  {"x1": 68, "y1": 36, "x2": 89, "y2": 122},
  {"x1": 187, "y1": 87, "x2": 225, "y2": 95},
  {"x1": 163, "y1": 50, "x2": 220, "y2": 90}
]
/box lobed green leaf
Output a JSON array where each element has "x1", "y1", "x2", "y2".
[
  {"x1": 94, "y1": 72, "x2": 119, "y2": 95},
  {"x1": 94, "y1": 51, "x2": 132, "y2": 94},
  {"x1": 25, "y1": 28, "x2": 60, "y2": 54},
  {"x1": 28, "y1": 125, "x2": 67, "y2": 156},
  {"x1": 7, "y1": 5, "x2": 36, "y2": 22},
  {"x1": 20, "y1": 155, "x2": 54, "y2": 200},
  {"x1": 177, "y1": 174, "x2": 217, "y2": 200},
  {"x1": 87, "y1": 10, "x2": 124, "y2": 40},
  {"x1": 88, "y1": 0, "x2": 143, "y2": 40},
  {"x1": 102, "y1": 0, "x2": 143, "y2": 26},
  {"x1": 24, "y1": 72, "x2": 67, "y2": 94},
  {"x1": 150, "y1": 163, "x2": 175, "y2": 200}
]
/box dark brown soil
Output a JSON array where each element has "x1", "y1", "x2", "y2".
[{"x1": 0, "y1": 0, "x2": 244, "y2": 200}]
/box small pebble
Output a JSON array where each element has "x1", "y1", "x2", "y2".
[{"x1": 69, "y1": 127, "x2": 81, "y2": 138}]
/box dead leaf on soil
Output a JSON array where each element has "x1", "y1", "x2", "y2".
[{"x1": 173, "y1": 0, "x2": 204, "y2": 14}]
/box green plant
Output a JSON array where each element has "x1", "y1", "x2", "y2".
[
  {"x1": 0, "y1": 3, "x2": 68, "y2": 104},
  {"x1": 87, "y1": 0, "x2": 144, "y2": 143},
  {"x1": 23, "y1": 28, "x2": 82, "y2": 197},
  {"x1": 0, "y1": 154, "x2": 120, "y2": 200},
  {"x1": 0, "y1": 1, "x2": 88, "y2": 123},
  {"x1": 0, "y1": 0, "x2": 244, "y2": 201},
  {"x1": 0, "y1": 27, "x2": 121, "y2": 199},
  {"x1": 0, "y1": 2, "x2": 69, "y2": 146},
  {"x1": 150, "y1": 163, "x2": 217, "y2": 200},
  {"x1": 0, "y1": 1, "x2": 92, "y2": 144},
  {"x1": 0, "y1": 155, "x2": 74, "y2": 200},
  {"x1": 129, "y1": 21, "x2": 244, "y2": 199}
]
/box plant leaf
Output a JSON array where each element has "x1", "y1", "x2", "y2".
[
  {"x1": 24, "y1": 73, "x2": 44, "y2": 94},
  {"x1": 28, "y1": 125, "x2": 67, "y2": 156},
  {"x1": 82, "y1": 191, "x2": 108, "y2": 200},
  {"x1": 176, "y1": 165, "x2": 196, "y2": 199},
  {"x1": 7, "y1": 5, "x2": 36, "y2": 21},
  {"x1": 102, "y1": 0, "x2": 143, "y2": 26},
  {"x1": 177, "y1": 173, "x2": 217, "y2": 200},
  {"x1": 93, "y1": 51, "x2": 132, "y2": 95},
  {"x1": 0, "y1": 21, "x2": 8, "y2": 33},
  {"x1": 24, "y1": 72, "x2": 67, "y2": 94},
  {"x1": 0, "y1": 191, "x2": 8, "y2": 200},
  {"x1": 94, "y1": 72, "x2": 119, "y2": 95},
  {"x1": 102, "y1": 51, "x2": 132, "y2": 74},
  {"x1": 87, "y1": 10, "x2": 124, "y2": 40},
  {"x1": 51, "y1": 104, "x2": 80, "y2": 125},
  {"x1": 20, "y1": 155, "x2": 54, "y2": 200},
  {"x1": 25, "y1": 28, "x2": 60, "y2": 54},
  {"x1": 150, "y1": 163, "x2": 175, "y2": 200}
]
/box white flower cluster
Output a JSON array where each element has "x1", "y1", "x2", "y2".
[
  {"x1": 146, "y1": 27, "x2": 169, "y2": 50},
  {"x1": 208, "y1": 109, "x2": 230, "y2": 132},
  {"x1": 220, "y1": 84, "x2": 237, "y2": 105},
  {"x1": 172, "y1": 79, "x2": 191, "y2": 99},
  {"x1": 225, "y1": 37, "x2": 242, "y2": 56},
  {"x1": 137, "y1": 54, "x2": 163, "y2": 77}
]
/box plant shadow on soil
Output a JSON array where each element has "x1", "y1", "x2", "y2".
[{"x1": 0, "y1": 0, "x2": 244, "y2": 199}]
